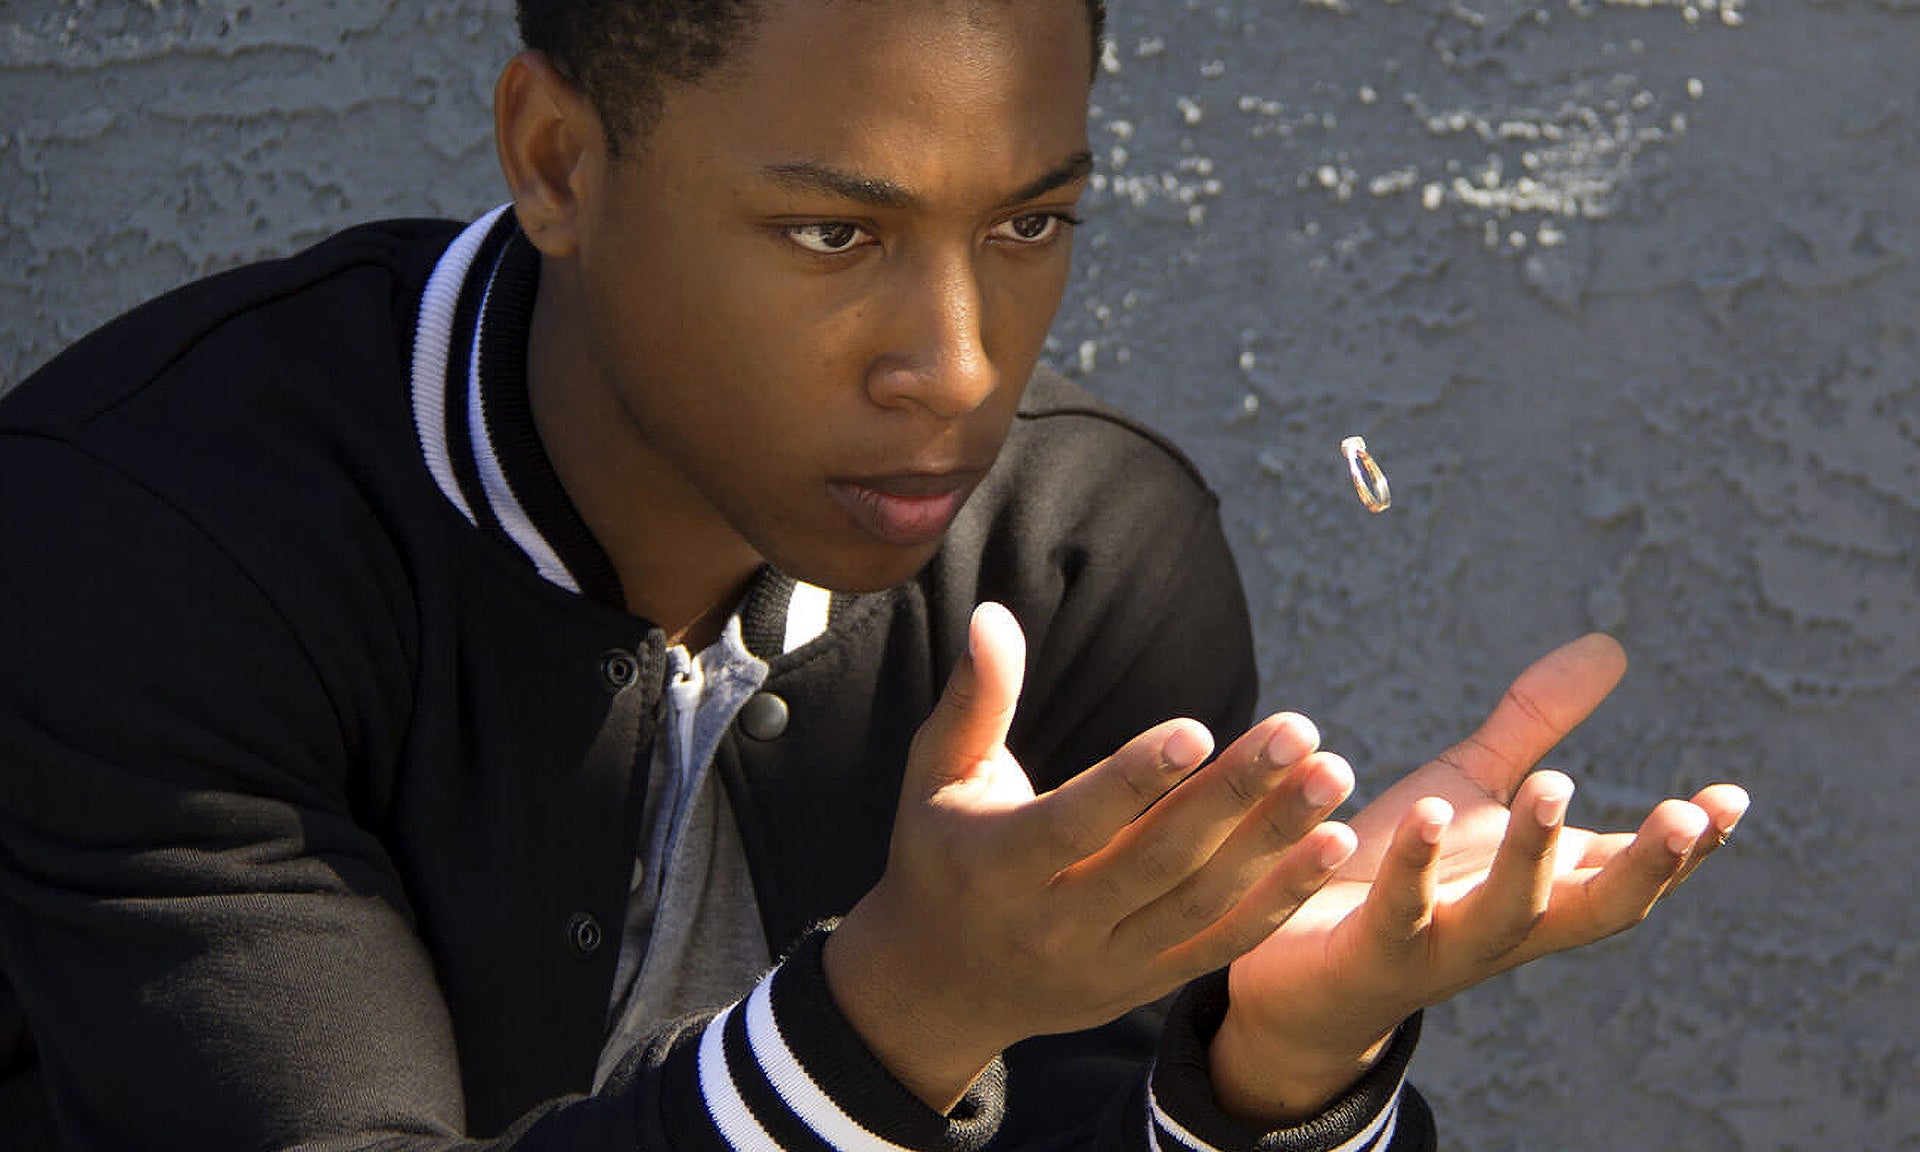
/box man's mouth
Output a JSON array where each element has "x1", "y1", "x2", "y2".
[{"x1": 826, "y1": 472, "x2": 980, "y2": 546}]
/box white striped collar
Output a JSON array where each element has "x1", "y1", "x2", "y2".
[{"x1": 409, "y1": 208, "x2": 832, "y2": 655}]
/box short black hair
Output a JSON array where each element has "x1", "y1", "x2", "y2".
[{"x1": 517, "y1": 0, "x2": 1108, "y2": 154}]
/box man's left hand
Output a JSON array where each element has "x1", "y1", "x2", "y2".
[{"x1": 1206, "y1": 634, "x2": 1750, "y2": 1124}]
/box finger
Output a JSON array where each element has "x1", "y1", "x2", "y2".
[
  {"x1": 1110, "y1": 748, "x2": 1352, "y2": 943},
  {"x1": 1571, "y1": 786, "x2": 1749, "y2": 876},
  {"x1": 1010, "y1": 718, "x2": 1216, "y2": 873},
  {"x1": 1152, "y1": 823, "x2": 1358, "y2": 981},
  {"x1": 1532, "y1": 798, "x2": 1708, "y2": 955},
  {"x1": 1054, "y1": 715, "x2": 1327, "y2": 915},
  {"x1": 1436, "y1": 635, "x2": 1626, "y2": 802},
  {"x1": 1672, "y1": 783, "x2": 1750, "y2": 884},
  {"x1": 1450, "y1": 771, "x2": 1572, "y2": 963},
  {"x1": 1570, "y1": 830, "x2": 1633, "y2": 871},
  {"x1": 907, "y1": 602, "x2": 1027, "y2": 794},
  {"x1": 1355, "y1": 796, "x2": 1451, "y2": 958}
]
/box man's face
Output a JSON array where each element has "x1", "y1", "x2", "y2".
[{"x1": 568, "y1": 0, "x2": 1093, "y2": 592}]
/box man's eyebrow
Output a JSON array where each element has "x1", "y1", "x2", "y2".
[
  {"x1": 758, "y1": 150, "x2": 1096, "y2": 211},
  {"x1": 996, "y1": 151, "x2": 1095, "y2": 208},
  {"x1": 760, "y1": 162, "x2": 919, "y2": 209}
]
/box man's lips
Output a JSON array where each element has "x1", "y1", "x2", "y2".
[{"x1": 826, "y1": 472, "x2": 982, "y2": 546}]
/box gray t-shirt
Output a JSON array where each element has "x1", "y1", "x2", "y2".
[{"x1": 594, "y1": 587, "x2": 831, "y2": 1088}]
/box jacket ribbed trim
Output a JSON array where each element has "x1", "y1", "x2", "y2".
[
  {"x1": 412, "y1": 210, "x2": 845, "y2": 644},
  {"x1": 1147, "y1": 971, "x2": 1421, "y2": 1152},
  {"x1": 411, "y1": 204, "x2": 511, "y2": 529},
  {"x1": 677, "y1": 928, "x2": 1005, "y2": 1152},
  {"x1": 441, "y1": 220, "x2": 513, "y2": 542},
  {"x1": 472, "y1": 230, "x2": 627, "y2": 607}
]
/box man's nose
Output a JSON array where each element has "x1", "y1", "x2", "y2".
[{"x1": 864, "y1": 253, "x2": 999, "y2": 419}]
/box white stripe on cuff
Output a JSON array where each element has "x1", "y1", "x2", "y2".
[
  {"x1": 1366, "y1": 1100, "x2": 1399, "y2": 1151},
  {"x1": 698, "y1": 1004, "x2": 782, "y2": 1152},
  {"x1": 1147, "y1": 1083, "x2": 1219, "y2": 1152},
  {"x1": 1147, "y1": 1076, "x2": 1405, "y2": 1152},
  {"x1": 744, "y1": 975, "x2": 919, "y2": 1152}
]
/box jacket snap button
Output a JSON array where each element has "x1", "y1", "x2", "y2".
[
  {"x1": 737, "y1": 692, "x2": 789, "y2": 741},
  {"x1": 600, "y1": 651, "x2": 638, "y2": 691},
  {"x1": 567, "y1": 912, "x2": 603, "y2": 956}
]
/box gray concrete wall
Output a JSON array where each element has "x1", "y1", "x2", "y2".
[{"x1": 2, "y1": 1, "x2": 1915, "y2": 1147}]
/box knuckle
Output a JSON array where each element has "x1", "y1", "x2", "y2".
[
  {"x1": 1007, "y1": 921, "x2": 1047, "y2": 965},
  {"x1": 1286, "y1": 870, "x2": 1330, "y2": 908},
  {"x1": 942, "y1": 670, "x2": 981, "y2": 714},
  {"x1": 1062, "y1": 863, "x2": 1125, "y2": 913},
  {"x1": 1018, "y1": 919, "x2": 1078, "y2": 967},
  {"x1": 1118, "y1": 760, "x2": 1174, "y2": 812},
  {"x1": 1131, "y1": 836, "x2": 1188, "y2": 886},
  {"x1": 1582, "y1": 879, "x2": 1652, "y2": 938},
  {"x1": 1225, "y1": 910, "x2": 1287, "y2": 955},
  {"x1": 1176, "y1": 885, "x2": 1233, "y2": 928},
  {"x1": 1460, "y1": 735, "x2": 1528, "y2": 795},
  {"x1": 1254, "y1": 806, "x2": 1310, "y2": 850},
  {"x1": 1373, "y1": 917, "x2": 1423, "y2": 956},
  {"x1": 1475, "y1": 909, "x2": 1545, "y2": 962},
  {"x1": 1220, "y1": 765, "x2": 1267, "y2": 811},
  {"x1": 1044, "y1": 803, "x2": 1106, "y2": 861},
  {"x1": 1501, "y1": 683, "x2": 1562, "y2": 738}
]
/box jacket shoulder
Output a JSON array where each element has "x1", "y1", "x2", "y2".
[
  {"x1": 1012, "y1": 365, "x2": 1216, "y2": 497},
  {"x1": 0, "y1": 218, "x2": 463, "y2": 435}
]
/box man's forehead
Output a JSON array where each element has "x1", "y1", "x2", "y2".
[
  {"x1": 643, "y1": 0, "x2": 1095, "y2": 196},
  {"x1": 709, "y1": 0, "x2": 1094, "y2": 81}
]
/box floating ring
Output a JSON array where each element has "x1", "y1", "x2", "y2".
[{"x1": 1340, "y1": 436, "x2": 1391, "y2": 513}]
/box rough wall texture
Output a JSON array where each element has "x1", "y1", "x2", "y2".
[{"x1": 2, "y1": 0, "x2": 1915, "y2": 1148}]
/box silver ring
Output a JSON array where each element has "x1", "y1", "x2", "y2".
[{"x1": 1341, "y1": 436, "x2": 1391, "y2": 513}]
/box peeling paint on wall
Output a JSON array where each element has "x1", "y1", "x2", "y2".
[{"x1": 3, "y1": 0, "x2": 1917, "y2": 1146}]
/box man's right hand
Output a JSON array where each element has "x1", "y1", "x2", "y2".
[{"x1": 822, "y1": 601, "x2": 1354, "y2": 1112}]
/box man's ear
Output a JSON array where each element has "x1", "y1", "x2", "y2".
[{"x1": 494, "y1": 51, "x2": 606, "y2": 259}]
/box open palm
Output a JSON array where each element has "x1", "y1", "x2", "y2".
[{"x1": 1214, "y1": 635, "x2": 1749, "y2": 1116}]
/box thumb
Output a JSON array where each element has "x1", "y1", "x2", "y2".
[
  {"x1": 1461, "y1": 633, "x2": 1626, "y2": 801},
  {"x1": 909, "y1": 601, "x2": 1028, "y2": 794}
]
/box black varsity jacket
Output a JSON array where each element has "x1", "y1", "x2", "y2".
[{"x1": 0, "y1": 214, "x2": 1434, "y2": 1151}]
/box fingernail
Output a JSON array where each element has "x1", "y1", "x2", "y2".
[
  {"x1": 1666, "y1": 829, "x2": 1697, "y2": 856},
  {"x1": 1419, "y1": 817, "x2": 1447, "y2": 846},
  {"x1": 1162, "y1": 726, "x2": 1211, "y2": 770},
  {"x1": 1261, "y1": 713, "x2": 1318, "y2": 767},
  {"x1": 1535, "y1": 790, "x2": 1570, "y2": 829},
  {"x1": 1722, "y1": 793, "x2": 1751, "y2": 832},
  {"x1": 1318, "y1": 833, "x2": 1352, "y2": 871},
  {"x1": 1300, "y1": 754, "x2": 1350, "y2": 809}
]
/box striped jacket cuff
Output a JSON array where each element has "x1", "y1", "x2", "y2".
[
  {"x1": 1143, "y1": 972, "x2": 1432, "y2": 1152},
  {"x1": 674, "y1": 927, "x2": 1006, "y2": 1152}
]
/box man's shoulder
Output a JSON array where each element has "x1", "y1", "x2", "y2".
[
  {"x1": 0, "y1": 218, "x2": 472, "y2": 640},
  {"x1": 1002, "y1": 364, "x2": 1220, "y2": 512},
  {"x1": 929, "y1": 363, "x2": 1232, "y2": 627},
  {"x1": 0, "y1": 217, "x2": 463, "y2": 438}
]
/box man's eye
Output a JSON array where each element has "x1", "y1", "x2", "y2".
[
  {"x1": 785, "y1": 222, "x2": 869, "y2": 254},
  {"x1": 991, "y1": 212, "x2": 1079, "y2": 245}
]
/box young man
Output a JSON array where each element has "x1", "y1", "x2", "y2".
[{"x1": 0, "y1": 1, "x2": 1747, "y2": 1149}]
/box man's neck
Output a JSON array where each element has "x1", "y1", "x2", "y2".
[{"x1": 524, "y1": 267, "x2": 762, "y2": 642}]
